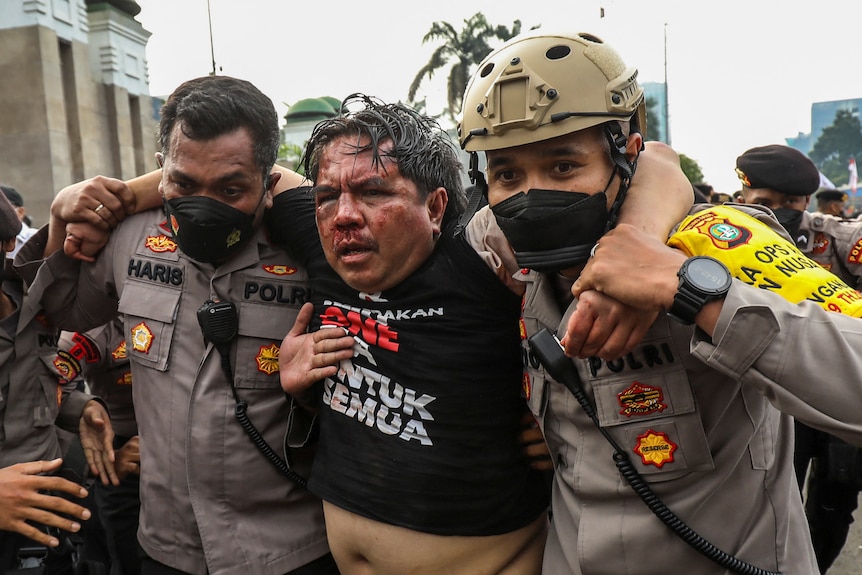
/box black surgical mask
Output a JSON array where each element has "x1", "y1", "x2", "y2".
[
  {"x1": 163, "y1": 196, "x2": 257, "y2": 263},
  {"x1": 491, "y1": 189, "x2": 609, "y2": 273},
  {"x1": 772, "y1": 207, "x2": 804, "y2": 245}
]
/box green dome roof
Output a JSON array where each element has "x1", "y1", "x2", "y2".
[{"x1": 285, "y1": 98, "x2": 339, "y2": 122}]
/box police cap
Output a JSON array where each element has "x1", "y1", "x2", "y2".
[
  {"x1": 817, "y1": 188, "x2": 848, "y2": 204},
  {"x1": 0, "y1": 191, "x2": 21, "y2": 241},
  {"x1": 735, "y1": 145, "x2": 820, "y2": 196},
  {"x1": 0, "y1": 185, "x2": 23, "y2": 208}
]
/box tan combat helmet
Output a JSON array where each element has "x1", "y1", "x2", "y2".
[{"x1": 458, "y1": 28, "x2": 646, "y2": 153}]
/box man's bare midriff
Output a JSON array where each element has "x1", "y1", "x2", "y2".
[{"x1": 324, "y1": 501, "x2": 548, "y2": 575}]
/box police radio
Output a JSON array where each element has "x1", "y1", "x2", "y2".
[
  {"x1": 197, "y1": 299, "x2": 238, "y2": 347},
  {"x1": 195, "y1": 298, "x2": 308, "y2": 488}
]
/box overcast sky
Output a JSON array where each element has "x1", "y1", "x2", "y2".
[{"x1": 134, "y1": 0, "x2": 862, "y2": 194}]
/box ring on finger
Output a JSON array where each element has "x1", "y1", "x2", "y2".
[
  {"x1": 590, "y1": 242, "x2": 600, "y2": 258},
  {"x1": 94, "y1": 203, "x2": 105, "y2": 214}
]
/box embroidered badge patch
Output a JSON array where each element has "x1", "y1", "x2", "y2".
[
  {"x1": 256, "y1": 343, "x2": 280, "y2": 375},
  {"x1": 634, "y1": 429, "x2": 677, "y2": 468},
  {"x1": 226, "y1": 229, "x2": 242, "y2": 248},
  {"x1": 618, "y1": 382, "x2": 666, "y2": 417},
  {"x1": 130, "y1": 322, "x2": 154, "y2": 354},
  {"x1": 811, "y1": 233, "x2": 829, "y2": 255},
  {"x1": 705, "y1": 221, "x2": 753, "y2": 249},
  {"x1": 145, "y1": 235, "x2": 178, "y2": 253},
  {"x1": 112, "y1": 340, "x2": 127, "y2": 360},
  {"x1": 262, "y1": 264, "x2": 297, "y2": 275},
  {"x1": 69, "y1": 332, "x2": 100, "y2": 363},
  {"x1": 116, "y1": 371, "x2": 132, "y2": 385},
  {"x1": 522, "y1": 372, "x2": 532, "y2": 401},
  {"x1": 848, "y1": 238, "x2": 862, "y2": 264},
  {"x1": 53, "y1": 350, "x2": 81, "y2": 384}
]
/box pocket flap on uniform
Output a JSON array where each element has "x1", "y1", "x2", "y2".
[
  {"x1": 118, "y1": 281, "x2": 181, "y2": 323},
  {"x1": 593, "y1": 369, "x2": 696, "y2": 428},
  {"x1": 238, "y1": 300, "x2": 294, "y2": 341}
]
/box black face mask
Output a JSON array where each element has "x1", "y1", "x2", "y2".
[
  {"x1": 772, "y1": 207, "x2": 804, "y2": 245},
  {"x1": 163, "y1": 196, "x2": 258, "y2": 264},
  {"x1": 491, "y1": 189, "x2": 609, "y2": 273}
]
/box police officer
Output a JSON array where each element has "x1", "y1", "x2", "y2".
[
  {"x1": 0, "y1": 190, "x2": 113, "y2": 572},
  {"x1": 16, "y1": 76, "x2": 336, "y2": 575},
  {"x1": 816, "y1": 188, "x2": 849, "y2": 218},
  {"x1": 459, "y1": 27, "x2": 862, "y2": 575},
  {"x1": 56, "y1": 318, "x2": 143, "y2": 575},
  {"x1": 736, "y1": 145, "x2": 862, "y2": 574}
]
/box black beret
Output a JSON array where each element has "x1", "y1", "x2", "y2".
[
  {"x1": 735, "y1": 145, "x2": 820, "y2": 196},
  {"x1": 0, "y1": 185, "x2": 23, "y2": 207},
  {"x1": 817, "y1": 188, "x2": 848, "y2": 203},
  {"x1": 0, "y1": 192, "x2": 22, "y2": 242}
]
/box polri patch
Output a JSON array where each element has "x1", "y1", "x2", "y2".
[
  {"x1": 53, "y1": 350, "x2": 81, "y2": 384},
  {"x1": 634, "y1": 429, "x2": 677, "y2": 468},
  {"x1": 256, "y1": 343, "x2": 280, "y2": 375},
  {"x1": 130, "y1": 322, "x2": 154, "y2": 354},
  {"x1": 848, "y1": 238, "x2": 862, "y2": 264},
  {"x1": 618, "y1": 382, "x2": 666, "y2": 417}
]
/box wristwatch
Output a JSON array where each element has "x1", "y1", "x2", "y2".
[{"x1": 667, "y1": 256, "x2": 733, "y2": 325}]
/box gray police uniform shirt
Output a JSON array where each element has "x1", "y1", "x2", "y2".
[
  {"x1": 16, "y1": 210, "x2": 328, "y2": 575},
  {"x1": 467, "y1": 204, "x2": 862, "y2": 575},
  {"x1": 798, "y1": 210, "x2": 862, "y2": 289},
  {"x1": 0, "y1": 279, "x2": 96, "y2": 468},
  {"x1": 56, "y1": 318, "x2": 137, "y2": 439}
]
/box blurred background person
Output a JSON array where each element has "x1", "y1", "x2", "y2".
[
  {"x1": 816, "y1": 188, "x2": 849, "y2": 219},
  {"x1": 1, "y1": 184, "x2": 37, "y2": 259}
]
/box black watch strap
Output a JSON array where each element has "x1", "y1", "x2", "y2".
[
  {"x1": 668, "y1": 290, "x2": 702, "y2": 325},
  {"x1": 667, "y1": 256, "x2": 732, "y2": 325}
]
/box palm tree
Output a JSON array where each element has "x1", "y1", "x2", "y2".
[{"x1": 408, "y1": 13, "x2": 523, "y2": 123}]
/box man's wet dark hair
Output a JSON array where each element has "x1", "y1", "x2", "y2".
[
  {"x1": 303, "y1": 94, "x2": 466, "y2": 231},
  {"x1": 158, "y1": 76, "x2": 280, "y2": 182}
]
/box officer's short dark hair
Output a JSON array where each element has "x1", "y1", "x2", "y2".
[{"x1": 158, "y1": 76, "x2": 280, "y2": 182}]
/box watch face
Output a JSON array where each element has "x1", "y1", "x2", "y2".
[{"x1": 686, "y1": 257, "x2": 732, "y2": 295}]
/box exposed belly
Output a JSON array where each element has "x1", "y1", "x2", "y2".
[{"x1": 323, "y1": 501, "x2": 548, "y2": 575}]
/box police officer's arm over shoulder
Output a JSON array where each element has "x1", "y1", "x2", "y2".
[
  {"x1": 558, "y1": 140, "x2": 695, "y2": 359},
  {"x1": 52, "y1": 166, "x2": 307, "y2": 262},
  {"x1": 573, "y1": 225, "x2": 700, "y2": 326},
  {"x1": 573, "y1": 222, "x2": 862, "y2": 446},
  {"x1": 616, "y1": 141, "x2": 694, "y2": 238},
  {"x1": 42, "y1": 172, "x2": 155, "y2": 261}
]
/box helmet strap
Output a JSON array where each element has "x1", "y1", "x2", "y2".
[
  {"x1": 603, "y1": 123, "x2": 639, "y2": 232},
  {"x1": 458, "y1": 152, "x2": 490, "y2": 229}
]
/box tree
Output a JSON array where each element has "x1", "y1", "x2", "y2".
[
  {"x1": 278, "y1": 142, "x2": 305, "y2": 174},
  {"x1": 678, "y1": 153, "x2": 704, "y2": 184},
  {"x1": 808, "y1": 109, "x2": 862, "y2": 186},
  {"x1": 408, "y1": 13, "x2": 523, "y2": 123}
]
